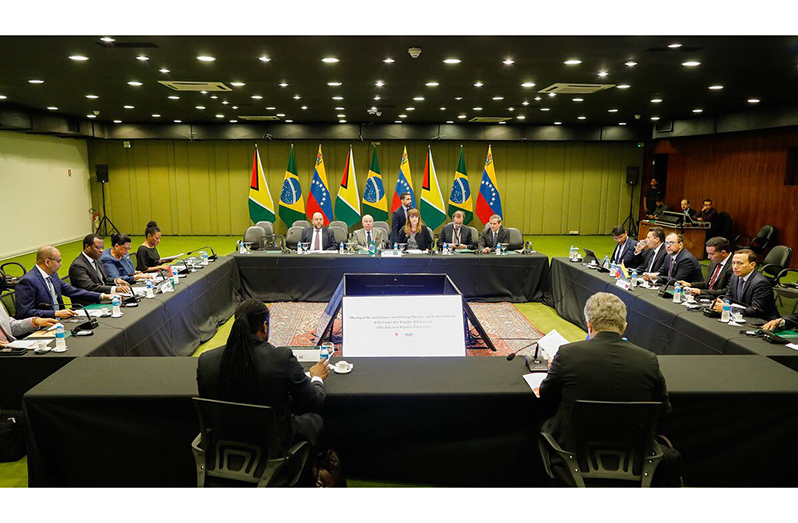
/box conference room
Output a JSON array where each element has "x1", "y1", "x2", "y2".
[{"x1": 1, "y1": 6, "x2": 797, "y2": 510}]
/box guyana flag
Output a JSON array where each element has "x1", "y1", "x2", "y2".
[
  {"x1": 420, "y1": 146, "x2": 447, "y2": 230},
  {"x1": 334, "y1": 145, "x2": 361, "y2": 227},
  {"x1": 278, "y1": 144, "x2": 306, "y2": 227},
  {"x1": 248, "y1": 146, "x2": 275, "y2": 223},
  {"x1": 362, "y1": 145, "x2": 389, "y2": 222},
  {"x1": 447, "y1": 145, "x2": 474, "y2": 224}
]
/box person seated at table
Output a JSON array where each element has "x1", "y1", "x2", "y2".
[
  {"x1": 763, "y1": 312, "x2": 798, "y2": 333},
  {"x1": 712, "y1": 249, "x2": 779, "y2": 320},
  {"x1": 136, "y1": 221, "x2": 170, "y2": 273},
  {"x1": 353, "y1": 214, "x2": 387, "y2": 250},
  {"x1": 642, "y1": 233, "x2": 703, "y2": 284},
  {"x1": 694, "y1": 198, "x2": 718, "y2": 223},
  {"x1": 396, "y1": 208, "x2": 433, "y2": 252},
  {"x1": 300, "y1": 212, "x2": 338, "y2": 251},
  {"x1": 14, "y1": 246, "x2": 116, "y2": 320},
  {"x1": 1, "y1": 301, "x2": 57, "y2": 347},
  {"x1": 102, "y1": 233, "x2": 154, "y2": 284},
  {"x1": 680, "y1": 199, "x2": 697, "y2": 220},
  {"x1": 197, "y1": 299, "x2": 330, "y2": 447},
  {"x1": 539, "y1": 292, "x2": 676, "y2": 486},
  {"x1": 68, "y1": 234, "x2": 132, "y2": 306},
  {"x1": 677, "y1": 237, "x2": 732, "y2": 298},
  {"x1": 609, "y1": 225, "x2": 638, "y2": 267},
  {"x1": 390, "y1": 192, "x2": 413, "y2": 244},
  {"x1": 633, "y1": 227, "x2": 668, "y2": 273},
  {"x1": 478, "y1": 214, "x2": 511, "y2": 253},
  {"x1": 437, "y1": 210, "x2": 476, "y2": 250},
  {"x1": 645, "y1": 197, "x2": 669, "y2": 220}
]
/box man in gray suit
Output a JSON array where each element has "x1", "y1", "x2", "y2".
[
  {"x1": 353, "y1": 214, "x2": 388, "y2": 250},
  {"x1": 1, "y1": 301, "x2": 57, "y2": 347}
]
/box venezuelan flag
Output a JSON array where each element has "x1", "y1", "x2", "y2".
[
  {"x1": 447, "y1": 145, "x2": 474, "y2": 224},
  {"x1": 362, "y1": 145, "x2": 389, "y2": 222},
  {"x1": 391, "y1": 146, "x2": 416, "y2": 213},
  {"x1": 334, "y1": 145, "x2": 361, "y2": 227},
  {"x1": 306, "y1": 145, "x2": 333, "y2": 226},
  {"x1": 420, "y1": 146, "x2": 447, "y2": 230},
  {"x1": 278, "y1": 144, "x2": 306, "y2": 227},
  {"x1": 475, "y1": 145, "x2": 503, "y2": 225},
  {"x1": 248, "y1": 146, "x2": 275, "y2": 224}
]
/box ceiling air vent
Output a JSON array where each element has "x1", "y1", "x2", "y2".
[
  {"x1": 655, "y1": 120, "x2": 674, "y2": 133},
  {"x1": 239, "y1": 115, "x2": 281, "y2": 121},
  {"x1": 539, "y1": 83, "x2": 615, "y2": 95},
  {"x1": 468, "y1": 116, "x2": 512, "y2": 123},
  {"x1": 158, "y1": 81, "x2": 232, "y2": 92}
]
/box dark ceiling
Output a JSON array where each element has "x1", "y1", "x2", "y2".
[{"x1": 1, "y1": 35, "x2": 797, "y2": 127}]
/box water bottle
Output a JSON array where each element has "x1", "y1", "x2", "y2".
[
  {"x1": 171, "y1": 265, "x2": 179, "y2": 286},
  {"x1": 238, "y1": 240, "x2": 246, "y2": 254},
  {"x1": 569, "y1": 245, "x2": 575, "y2": 260},
  {"x1": 672, "y1": 283, "x2": 682, "y2": 303},
  {"x1": 54, "y1": 323, "x2": 66, "y2": 351},
  {"x1": 202, "y1": 251, "x2": 209, "y2": 266},
  {"x1": 442, "y1": 242, "x2": 448, "y2": 255},
  {"x1": 630, "y1": 269, "x2": 638, "y2": 288},
  {"x1": 319, "y1": 344, "x2": 330, "y2": 361},
  {"x1": 393, "y1": 242, "x2": 398, "y2": 255},
  {"x1": 721, "y1": 300, "x2": 731, "y2": 323},
  {"x1": 339, "y1": 242, "x2": 344, "y2": 255},
  {"x1": 610, "y1": 262, "x2": 617, "y2": 278},
  {"x1": 145, "y1": 279, "x2": 155, "y2": 298},
  {"x1": 112, "y1": 295, "x2": 122, "y2": 317},
  {"x1": 603, "y1": 255, "x2": 610, "y2": 270}
]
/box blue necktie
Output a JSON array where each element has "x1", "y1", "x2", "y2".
[
  {"x1": 737, "y1": 277, "x2": 745, "y2": 299},
  {"x1": 44, "y1": 276, "x2": 58, "y2": 308}
]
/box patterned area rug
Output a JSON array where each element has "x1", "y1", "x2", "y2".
[{"x1": 268, "y1": 301, "x2": 543, "y2": 357}]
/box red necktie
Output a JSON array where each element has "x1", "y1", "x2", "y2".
[
  {"x1": 708, "y1": 263, "x2": 723, "y2": 289},
  {"x1": 314, "y1": 229, "x2": 321, "y2": 250}
]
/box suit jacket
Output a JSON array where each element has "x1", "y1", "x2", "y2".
[
  {"x1": 396, "y1": 226, "x2": 434, "y2": 251},
  {"x1": 682, "y1": 208, "x2": 697, "y2": 219},
  {"x1": 722, "y1": 271, "x2": 779, "y2": 320},
  {"x1": 0, "y1": 302, "x2": 36, "y2": 341},
  {"x1": 478, "y1": 225, "x2": 511, "y2": 250},
  {"x1": 784, "y1": 313, "x2": 798, "y2": 330},
  {"x1": 636, "y1": 244, "x2": 667, "y2": 273},
  {"x1": 696, "y1": 207, "x2": 718, "y2": 222},
  {"x1": 101, "y1": 248, "x2": 136, "y2": 284},
  {"x1": 656, "y1": 249, "x2": 703, "y2": 284},
  {"x1": 68, "y1": 253, "x2": 116, "y2": 306},
  {"x1": 353, "y1": 227, "x2": 388, "y2": 250},
  {"x1": 437, "y1": 223, "x2": 476, "y2": 249},
  {"x1": 611, "y1": 239, "x2": 638, "y2": 267},
  {"x1": 539, "y1": 331, "x2": 671, "y2": 453},
  {"x1": 690, "y1": 257, "x2": 733, "y2": 297},
  {"x1": 299, "y1": 226, "x2": 337, "y2": 251},
  {"x1": 14, "y1": 267, "x2": 101, "y2": 319},
  {"x1": 390, "y1": 206, "x2": 410, "y2": 244}
]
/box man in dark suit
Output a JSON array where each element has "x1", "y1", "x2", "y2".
[
  {"x1": 678, "y1": 237, "x2": 733, "y2": 298},
  {"x1": 437, "y1": 210, "x2": 476, "y2": 250},
  {"x1": 642, "y1": 232, "x2": 703, "y2": 284},
  {"x1": 390, "y1": 192, "x2": 413, "y2": 245},
  {"x1": 609, "y1": 226, "x2": 638, "y2": 267},
  {"x1": 680, "y1": 199, "x2": 697, "y2": 220},
  {"x1": 68, "y1": 234, "x2": 132, "y2": 306},
  {"x1": 713, "y1": 249, "x2": 779, "y2": 320},
  {"x1": 15, "y1": 246, "x2": 115, "y2": 320},
  {"x1": 300, "y1": 212, "x2": 337, "y2": 252},
  {"x1": 539, "y1": 292, "x2": 671, "y2": 485},
  {"x1": 478, "y1": 214, "x2": 511, "y2": 253},
  {"x1": 633, "y1": 227, "x2": 668, "y2": 273}
]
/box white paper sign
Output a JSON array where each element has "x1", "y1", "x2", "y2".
[{"x1": 537, "y1": 329, "x2": 570, "y2": 359}]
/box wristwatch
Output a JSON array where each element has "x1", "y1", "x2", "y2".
[{"x1": 780, "y1": 318, "x2": 787, "y2": 329}]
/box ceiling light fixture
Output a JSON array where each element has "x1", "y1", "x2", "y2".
[
  {"x1": 285, "y1": 120, "x2": 293, "y2": 123},
  {"x1": 617, "y1": 84, "x2": 631, "y2": 89},
  {"x1": 373, "y1": 96, "x2": 381, "y2": 101},
  {"x1": 339, "y1": 120, "x2": 347, "y2": 123},
  {"x1": 113, "y1": 120, "x2": 122, "y2": 124},
  {"x1": 230, "y1": 82, "x2": 245, "y2": 87},
  {"x1": 564, "y1": 59, "x2": 582, "y2": 65},
  {"x1": 578, "y1": 116, "x2": 586, "y2": 120},
  {"x1": 619, "y1": 122, "x2": 627, "y2": 126},
  {"x1": 151, "y1": 114, "x2": 161, "y2": 118},
  {"x1": 608, "y1": 109, "x2": 618, "y2": 113},
  {"x1": 279, "y1": 82, "x2": 288, "y2": 87},
  {"x1": 533, "y1": 97, "x2": 541, "y2": 101},
  {"x1": 277, "y1": 113, "x2": 285, "y2": 117},
  {"x1": 174, "y1": 120, "x2": 183, "y2": 123},
  {"x1": 86, "y1": 114, "x2": 96, "y2": 119},
  {"x1": 709, "y1": 85, "x2": 724, "y2": 90},
  {"x1": 48, "y1": 106, "x2": 59, "y2": 110},
  {"x1": 399, "y1": 114, "x2": 408, "y2": 118},
  {"x1": 301, "y1": 106, "x2": 308, "y2": 110},
  {"x1": 159, "y1": 68, "x2": 170, "y2": 73},
  {"x1": 334, "y1": 107, "x2": 344, "y2": 110},
  {"x1": 136, "y1": 56, "x2": 149, "y2": 61},
  {"x1": 503, "y1": 58, "x2": 514, "y2": 65},
  {"x1": 86, "y1": 94, "x2": 99, "y2": 99},
  {"x1": 474, "y1": 81, "x2": 483, "y2": 87},
  {"x1": 251, "y1": 95, "x2": 263, "y2": 100},
  {"x1": 196, "y1": 106, "x2": 206, "y2": 110},
  {"x1": 100, "y1": 37, "x2": 115, "y2": 43},
  {"x1": 406, "y1": 107, "x2": 415, "y2": 111},
  {"x1": 124, "y1": 105, "x2": 134, "y2": 109},
  {"x1": 425, "y1": 82, "x2": 439, "y2": 87},
  {"x1": 413, "y1": 97, "x2": 424, "y2": 101},
  {"x1": 572, "y1": 98, "x2": 584, "y2": 102},
  {"x1": 625, "y1": 61, "x2": 637, "y2": 67},
  {"x1": 540, "y1": 108, "x2": 550, "y2": 111},
  {"x1": 69, "y1": 55, "x2": 89, "y2": 61},
  {"x1": 327, "y1": 82, "x2": 342, "y2": 86},
  {"x1": 215, "y1": 114, "x2": 224, "y2": 118},
  {"x1": 651, "y1": 99, "x2": 663, "y2": 103},
  {"x1": 554, "y1": 122, "x2": 562, "y2": 125},
  {"x1": 517, "y1": 115, "x2": 526, "y2": 120},
  {"x1": 499, "y1": 122, "x2": 507, "y2": 125},
  {"x1": 522, "y1": 101, "x2": 530, "y2": 106},
  {"x1": 230, "y1": 120, "x2": 238, "y2": 123},
  {"x1": 598, "y1": 71, "x2": 608, "y2": 77},
  {"x1": 458, "y1": 115, "x2": 467, "y2": 119},
  {"x1": 473, "y1": 107, "x2": 483, "y2": 111},
  {"x1": 28, "y1": 79, "x2": 44, "y2": 84},
  {"x1": 127, "y1": 81, "x2": 143, "y2": 86},
  {"x1": 446, "y1": 121, "x2": 454, "y2": 124},
  {"x1": 375, "y1": 80, "x2": 384, "y2": 87},
  {"x1": 668, "y1": 43, "x2": 682, "y2": 49},
  {"x1": 168, "y1": 95, "x2": 180, "y2": 100},
  {"x1": 548, "y1": 93, "x2": 556, "y2": 97},
  {"x1": 748, "y1": 98, "x2": 760, "y2": 103},
  {"x1": 197, "y1": 56, "x2": 216, "y2": 62},
  {"x1": 332, "y1": 96, "x2": 344, "y2": 100},
  {"x1": 440, "y1": 107, "x2": 446, "y2": 110},
  {"x1": 267, "y1": 106, "x2": 276, "y2": 110},
  {"x1": 508, "y1": 107, "x2": 515, "y2": 112},
  {"x1": 443, "y1": 58, "x2": 461, "y2": 64},
  {"x1": 455, "y1": 97, "x2": 463, "y2": 101},
  {"x1": 259, "y1": 56, "x2": 271, "y2": 62},
  {"x1": 337, "y1": 114, "x2": 346, "y2": 118},
  {"x1": 322, "y1": 57, "x2": 339, "y2": 63},
  {"x1": 293, "y1": 95, "x2": 301, "y2": 100},
  {"x1": 682, "y1": 61, "x2": 701, "y2": 67},
  {"x1": 222, "y1": 101, "x2": 229, "y2": 105},
  {"x1": 651, "y1": 116, "x2": 660, "y2": 121},
  {"x1": 521, "y1": 82, "x2": 535, "y2": 88},
  {"x1": 693, "y1": 109, "x2": 703, "y2": 113},
  {"x1": 384, "y1": 58, "x2": 395, "y2": 63},
  {"x1": 492, "y1": 96, "x2": 504, "y2": 101}
]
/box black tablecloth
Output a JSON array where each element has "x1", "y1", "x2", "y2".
[
  {"x1": 23, "y1": 355, "x2": 798, "y2": 487},
  {"x1": 550, "y1": 257, "x2": 798, "y2": 368},
  {"x1": 231, "y1": 251, "x2": 551, "y2": 303},
  {"x1": 0, "y1": 257, "x2": 241, "y2": 409}
]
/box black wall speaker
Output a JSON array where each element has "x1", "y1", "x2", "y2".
[
  {"x1": 626, "y1": 166, "x2": 640, "y2": 186},
  {"x1": 96, "y1": 164, "x2": 109, "y2": 183}
]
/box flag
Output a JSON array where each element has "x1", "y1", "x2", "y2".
[
  {"x1": 475, "y1": 145, "x2": 503, "y2": 225},
  {"x1": 362, "y1": 145, "x2": 389, "y2": 222},
  {"x1": 306, "y1": 145, "x2": 333, "y2": 225},
  {"x1": 334, "y1": 145, "x2": 361, "y2": 227},
  {"x1": 447, "y1": 145, "x2": 474, "y2": 224},
  {"x1": 391, "y1": 146, "x2": 416, "y2": 213},
  {"x1": 420, "y1": 146, "x2": 447, "y2": 230},
  {"x1": 278, "y1": 144, "x2": 306, "y2": 227},
  {"x1": 248, "y1": 146, "x2": 275, "y2": 223}
]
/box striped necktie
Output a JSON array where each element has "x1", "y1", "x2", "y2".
[{"x1": 44, "y1": 276, "x2": 59, "y2": 308}]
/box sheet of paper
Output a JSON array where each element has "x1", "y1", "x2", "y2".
[
  {"x1": 523, "y1": 372, "x2": 547, "y2": 398},
  {"x1": 786, "y1": 343, "x2": 798, "y2": 352},
  {"x1": 537, "y1": 329, "x2": 569, "y2": 359},
  {"x1": 7, "y1": 340, "x2": 38, "y2": 349}
]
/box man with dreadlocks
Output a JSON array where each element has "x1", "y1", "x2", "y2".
[{"x1": 197, "y1": 299, "x2": 330, "y2": 446}]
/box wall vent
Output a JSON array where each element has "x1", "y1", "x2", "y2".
[
  {"x1": 238, "y1": 115, "x2": 281, "y2": 121},
  {"x1": 158, "y1": 81, "x2": 232, "y2": 92},
  {"x1": 468, "y1": 116, "x2": 512, "y2": 123},
  {"x1": 538, "y1": 83, "x2": 614, "y2": 95}
]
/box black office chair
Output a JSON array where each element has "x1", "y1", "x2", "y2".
[
  {"x1": 735, "y1": 225, "x2": 776, "y2": 255},
  {"x1": 191, "y1": 397, "x2": 312, "y2": 487},
  {"x1": 759, "y1": 245, "x2": 792, "y2": 286},
  {"x1": 774, "y1": 268, "x2": 798, "y2": 315},
  {"x1": 0, "y1": 290, "x2": 17, "y2": 318},
  {"x1": 539, "y1": 400, "x2": 665, "y2": 487},
  {"x1": 507, "y1": 228, "x2": 524, "y2": 250},
  {"x1": 0, "y1": 262, "x2": 26, "y2": 292},
  {"x1": 285, "y1": 226, "x2": 304, "y2": 250}
]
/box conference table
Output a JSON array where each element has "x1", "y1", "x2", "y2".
[
  {"x1": 550, "y1": 257, "x2": 798, "y2": 370},
  {"x1": 0, "y1": 256, "x2": 241, "y2": 409},
  {"x1": 231, "y1": 250, "x2": 551, "y2": 303},
  {"x1": 23, "y1": 355, "x2": 798, "y2": 487}
]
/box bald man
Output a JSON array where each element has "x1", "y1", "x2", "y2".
[
  {"x1": 353, "y1": 214, "x2": 388, "y2": 250},
  {"x1": 299, "y1": 212, "x2": 338, "y2": 251},
  {"x1": 14, "y1": 245, "x2": 115, "y2": 319}
]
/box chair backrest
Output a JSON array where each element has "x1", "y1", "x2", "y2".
[
  {"x1": 760, "y1": 245, "x2": 793, "y2": 280},
  {"x1": 0, "y1": 290, "x2": 16, "y2": 318},
  {"x1": 330, "y1": 225, "x2": 348, "y2": 244},
  {"x1": 292, "y1": 220, "x2": 310, "y2": 229},
  {"x1": 243, "y1": 226, "x2": 266, "y2": 246},
  {"x1": 373, "y1": 221, "x2": 390, "y2": 237},
  {"x1": 329, "y1": 220, "x2": 348, "y2": 231},
  {"x1": 467, "y1": 226, "x2": 479, "y2": 245},
  {"x1": 507, "y1": 228, "x2": 524, "y2": 250},
  {"x1": 285, "y1": 226, "x2": 304, "y2": 250},
  {"x1": 715, "y1": 212, "x2": 733, "y2": 242},
  {"x1": 753, "y1": 225, "x2": 777, "y2": 251},
  {"x1": 255, "y1": 221, "x2": 274, "y2": 236}
]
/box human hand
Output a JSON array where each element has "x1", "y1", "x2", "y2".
[
  {"x1": 32, "y1": 317, "x2": 58, "y2": 329},
  {"x1": 483, "y1": 247, "x2": 490, "y2": 254},
  {"x1": 712, "y1": 299, "x2": 723, "y2": 313},
  {"x1": 55, "y1": 309, "x2": 78, "y2": 319},
  {"x1": 676, "y1": 280, "x2": 689, "y2": 287},
  {"x1": 688, "y1": 288, "x2": 701, "y2": 296},
  {"x1": 762, "y1": 319, "x2": 782, "y2": 332},
  {"x1": 116, "y1": 282, "x2": 132, "y2": 294},
  {"x1": 310, "y1": 359, "x2": 330, "y2": 381}
]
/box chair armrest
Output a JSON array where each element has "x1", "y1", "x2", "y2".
[
  {"x1": 776, "y1": 268, "x2": 798, "y2": 286},
  {"x1": 760, "y1": 264, "x2": 784, "y2": 278},
  {"x1": 190, "y1": 433, "x2": 206, "y2": 487},
  {"x1": 734, "y1": 234, "x2": 751, "y2": 247},
  {"x1": 538, "y1": 432, "x2": 585, "y2": 487}
]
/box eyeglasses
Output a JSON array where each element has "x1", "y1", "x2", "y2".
[
  {"x1": 47, "y1": 257, "x2": 62, "y2": 263},
  {"x1": 664, "y1": 241, "x2": 677, "y2": 246}
]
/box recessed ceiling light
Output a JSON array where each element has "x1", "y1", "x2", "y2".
[
  {"x1": 100, "y1": 37, "x2": 115, "y2": 43},
  {"x1": 578, "y1": 116, "x2": 586, "y2": 120},
  {"x1": 151, "y1": 114, "x2": 161, "y2": 118},
  {"x1": 617, "y1": 84, "x2": 631, "y2": 89},
  {"x1": 196, "y1": 106, "x2": 206, "y2": 110},
  {"x1": 455, "y1": 97, "x2": 463, "y2": 101},
  {"x1": 668, "y1": 43, "x2": 682, "y2": 49},
  {"x1": 709, "y1": 85, "x2": 724, "y2": 90},
  {"x1": 503, "y1": 59, "x2": 515, "y2": 65},
  {"x1": 159, "y1": 68, "x2": 170, "y2": 73},
  {"x1": 540, "y1": 108, "x2": 550, "y2": 111},
  {"x1": 197, "y1": 56, "x2": 216, "y2": 62},
  {"x1": 572, "y1": 98, "x2": 584, "y2": 102},
  {"x1": 279, "y1": 82, "x2": 288, "y2": 87},
  {"x1": 492, "y1": 96, "x2": 504, "y2": 101},
  {"x1": 426, "y1": 82, "x2": 439, "y2": 87},
  {"x1": 215, "y1": 114, "x2": 224, "y2": 118},
  {"x1": 200, "y1": 91, "x2": 208, "y2": 94},
  {"x1": 608, "y1": 109, "x2": 618, "y2": 113},
  {"x1": 443, "y1": 58, "x2": 461, "y2": 64},
  {"x1": 301, "y1": 106, "x2": 308, "y2": 110},
  {"x1": 334, "y1": 107, "x2": 344, "y2": 110},
  {"x1": 174, "y1": 120, "x2": 182, "y2": 123},
  {"x1": 209, "y1": 95, "x2": 217, "y2": 99},
  {"x1": 548, "y1": 93, "x2": 556, "y2": 97},
  {"x1": 748, "y1": 98, "x2": 760, "y2": 104},
  {"x1": 285, "y1": 120, "x2": 293, "y2": 123},
  {"x1": 564, "y1": 59, "x2": 582, "y2": 65},
  {"x1": 458, "y1": 115, "x2": 467, "y2": 119},
  {"x1": 127, "y1": 81, "x2": 143, "y2": 86},
  {"x1": 230, "y1": 82, "x2": 245, "y2": 87},
  {"x1": 508, "y1": 107, "x2": 515, "y2": 111},
  {"x1": 474, "y1": 82, "x2": 483, "y2": 87},
  {"x1": 47, "y1": 106, "x2": 58, "y2": 110},
  {"x1": 413, "y1": 97, "x2": 424, "y2": 101},
  {"x1": 266, "y1": 106, "x2": 276, "y2": 110},
  {"x1": 251, "y1": 95, "x2": 263, "y2": 100},
  {"x1": 339, "y1": 120, "x2": 347, "y2": 123},
  {"x1": 69, "y1": 55, "x2": 89, "y2": 61},
  {"x1": 399, "y1": 114, "x2": 408, "y2": 118},
  {"x1": 332, "y1": 96, "x2": 344, "y2": 100},
  {"x1": 517, "y1": 115, "x2": 526, "y2": 120},
  {"x1": 619, "y1": 122, "x2": 627, "y2": 126},
  {"x1": 259, "y1": 56, "x2": 271, "y2": 62},
  {"x1": 682, "y1": 61, "x2": 701, "y2": 67},
  {"x1": 693, "y1": 109, "x2": 703, "y2": 113},
  {"x1": 521, "y1": 82, "x2": 535, "y2": 88},
  {"x1": 522, "y1": 101, "x2": 530, "y2": 106},
  {"x1": 168, "y1": 95, "x2": 180, "y2": 100},
  {"x1": 327, "y1": 82, "x2": 342, "y2": 86},
  {"x1": 384, "y1": 58, "x2": 395, "y2": 63},
  {"x1": 293, "y1": 95, "x2": 301, "y2": 100},
  {"x1": 395, "y1": 121, "x2": 402, "y2": 124},
  {"x1": 406, "y1": 107, "x2": 415, "y2": 111},
  {"x1": 651, "y1": 117, "x2": 660, "y2": 121},
  {"x1": 440, "y1": 107, "x2": 446, "y2": 110},
  {"x1": 373, "y1": 96, "x2": 381, "y2": 100},
  {"x1": 371, "y1": 106, "x2": 377, "y2": 111},
  {"x1": 28, "y1": 79, "x2": 44, "y2": 84},
  {"x1": 124, "y1": 105, "x2": 134, "y2": 109},
  {"x1": 499, "y1": 121, "x2": 507, "y2": 125},
  {"x1": 113, "y1": 120, "x2": 122, "y2": 124},
  {"x1": 337, "y1": 114, "x2": 346, "y2": 118},
  {"x1": 276, "y1": 113, "x2": 285, "y2": 117},
  {"x1": 554, "y1": 122, "x2": 562, "y2": 125},
  {"x1": 136, "y1": 56, "x2": 149, "y2": 61},
  {"x1": 533, "y1": 97, "x2": 541, "y2": 101},
  {"x1": 375, "y1": 80, "x2": 385, "y2": 87},
  {"x1": 473, "y1": 107, "x2": 482, "y2": 111},
  {"x1": 230, "y1": 120, "x2": 238, "y2": 123},
  {"x1": 86, "y1": 114, "x2": 97, "y2": 119},
  {"x1": 232, "y1": 106, "x2": 238, "y2": 110},
  {"x1": 322, "y1": 57, "x2": 339, "y2": 63},
  {"x1": 651, "y1": 99, "x2": 663, "y2": 103},
  {"x1": 222, "y1": 101, "x2": 229, "y2": 105},
  {"x1": 598, "y1": 71, "x2": 609, "y2": 77},
  {"x1": 446, "y1": 121, "x2": 454, "y2": 124},
  {"x1": 625, "y1": 61, "x2": 637, "y2": 67},
  {"x1": 86, "y1": 94, "x2": 99, "y2": 99}
]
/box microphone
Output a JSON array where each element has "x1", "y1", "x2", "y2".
[
  {"x1": 186, "y1": 246, "x2": 218, "y2": 261},
  {"x1": 506, "y1": 341, "x2": 540, "y2": 361},
  {"x1": 658, "y1": 278, "x2": 673, "y2": 297},
  {"x1": 525, "y1": 343, "x2": 549, "y2": 372},
  {"x1": 70, "y1": 304, "x2": 98, "y2": 334}
]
